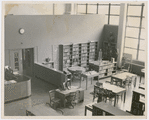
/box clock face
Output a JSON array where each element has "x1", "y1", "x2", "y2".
[{"x1": 20, "y1": 29, "x2": 25, "y2": 34}]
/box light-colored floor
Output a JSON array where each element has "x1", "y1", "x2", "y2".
[{"x1": 4, "y1": 75, "x2": 144, "y2": 116}]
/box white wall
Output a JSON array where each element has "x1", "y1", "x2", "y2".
[{"x1": 5, "y1": 15, "x2": 105, "y2": 68}]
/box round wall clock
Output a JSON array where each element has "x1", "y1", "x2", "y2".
[{"x1": 19, "y1": 28, "x2": 25, "y2": 34}]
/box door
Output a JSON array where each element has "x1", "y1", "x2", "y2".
[
  {"x1": 10, "y1": 49, "x2": 23, "y2": 74},
  {"x1": 22, "y1": 48, "x2": 34, "y2": 77}
]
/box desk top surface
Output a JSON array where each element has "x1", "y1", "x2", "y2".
[
  {"x1": 89, "y1": 61, "x2": 117, "y2": 66},
  {"x1": 56, "y1": 88, "x2": 84, "y2": 95},
  {"x1": 82, "y1": 71, "x2": 99, "y2": 77},
  {"x1": 96, "y1": 83, "x2": 126, "y2": 94},
  {"x1": 67, "y1": 66, "x2": 86, "y2": 73},
  {"x1": 133, "y1": 89, "x2": 145, "y2": 96},
  {"x1": 111, "y1": 72, "x2": 137, "y2": 80},
  {"x1": 26, "y1": 103, "x2": 62, "y2": 116},
  {"x1": 93, "y1": 102, "x2": 133, "y2": 116}
]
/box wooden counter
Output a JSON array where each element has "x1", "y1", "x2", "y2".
[{"x1": 5, "y1": 75, "x2": 31, "y2": 103}]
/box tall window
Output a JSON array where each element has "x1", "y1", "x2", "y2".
[
  {"x1": 76, "y1": 3, "x2": 120, "y2": 25},
  {"x1": 124, "y1": 3, "x2": 146, "y2": 61}
]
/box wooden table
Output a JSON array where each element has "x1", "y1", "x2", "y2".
[
  {"x1": 55, "y1": 88, "x2": 84, "y2": 108},
  {"x1": 102, "y1": 83, "x2": 126, "y2": 107},
  {"x1": 67, "y1": 66, "x2": 86, "y2": 74},
  {"x1": 139, "y1": 84, "x2": 145, "y2": 90},
  {"x1": 89, "y1": 61, "x2": 100, "y2": 72},
  {"x1": 26, "y1": 103, "x2": 62, "y2": 116},
  {"x1": 82, "y1": 71, "x2": 99, "y2": 90},
  {"x1": 111, "y1": 72, "x2": 137, "y2": 87},
  {"x1": 92, "y1": 102, "x2": 133, "y2": 116},
  {"x1": 67, "y1": 66, "x2": 86, "y2": 87}
]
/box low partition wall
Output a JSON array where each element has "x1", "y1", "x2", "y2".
[{"x1": 34, "y1": 62, "x2": 65, "y2": 87}]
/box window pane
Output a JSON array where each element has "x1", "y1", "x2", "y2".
[
  {"x1": 142, "y1": 18, "x2": 146, "y2": 28},
  {"x1": 139, "y1": 40, "x2": 146, "y2": 50},
  {"x1": 77, "y1": 4, "x2": 86, "y2": 14},
  {"x1": 128, "y1": 6, "x2": 141, "y2": 16},
  {"x1": 143, "y1": 4, "x2": 146, "y2": 17},
  {"x1": 124, "y1": 48, "x2": 137, "y2": 60},
  {"x1": 105, "y1": 15, "x2": 108, "y2": 24},
  {"x1": 127, "y1": 17, "x2": 140, "y2": 27},
  {"x1": 110, "y1": 16, "x2": 119, "y2": 25},
  {"x1": 138, "y1": 51, "x2": 146, "y2": 62},
  {"x1": 110, "y1": 6, "x2": 120, "y2": 14},
  {"x1": 41, "y1": 4, "x2": 53, "y2": 15},
  {"x1": 98, "y1": 6, "x2": 109, "y2": 15},
  {"x1": 140, "y1": 28, "x2": 146, "y2": 39},
  {"x1": 88, "y1": 5, "x2": 97, "y2": 14},
  {"x1": 125, "y1": 38, "x2": 138, "y2": 49},
  {"x1": 126, "y1": 27, "x2": 139, "y2": 38},
  {"x1": 54, "y1": 4, "x2": 65, "y2": 15}
]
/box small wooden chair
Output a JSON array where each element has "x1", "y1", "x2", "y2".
[
  {"x1": 65, "y1": 92, "x2": 77, "y2": 109},
  {"x1": 121, "y1": 53, "x2": 132, "y2": 72},
  {"x1": 93, "y1": 85, "x2": 99, "y2": 102},
  {"x1": 49, "y1": 90, "x2": 61, "y2": 110},
  {"x1": 105, "y1": 90, "x2": 115, "y2": 104},
  {"x1": 73, "y1": 70, "x2": 82, "y2": 88}
]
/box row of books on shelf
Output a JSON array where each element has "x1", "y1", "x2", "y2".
[
  {"x1": 132, "y1": 101, "x2": 145, "y2": 111},
  {"x1": 63, "y1": 61, "x2": 94, "y2": 66},
  {"x1": 133, "y1": 94, "x2": 145, "y2": 103},
  {"x1": 63, "y1": 46, "x2": 97, "y2": 52},
  {"x1": 63, "y1": 52, "x2": 96, "y2": 57},
  {"x1": 98, "y1": 72, "x2": 114, "y2": 78},
  {"x1": 99, "y1": 67, "x2": 115, "y2": 71},
  {"x1": 63, "y1": 63, "x2": 88, "y2": 68},
  {"x1": 98, "y1": 69, "x2": 114, "y2": 74},
  {"x1": 99, "y1": 65, "x2": 115, "y2": 70},
  {"x1": 63, "y1": 56, "x2": 96, "y2": 60},
  {"x1": 131, "y1": 107, "x2": 144, "y2": 115}
]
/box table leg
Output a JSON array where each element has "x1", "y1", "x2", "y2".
[
  {"x1": 134, "y1": 76, "x2": 137, "y2": 87},
  {"x1": 63, "y1": 95, "x2": 66, "y2": 108},
  {"x1": 120, "y1": 79, "x2": 123, "y2": 87},
  {"x1": 91, "y1": 77, "x2": 93, "y2": 85},
  {"x1": 80, "y1": 79, "x2": 81, "y2": 88},
  {"x1": 114, "y1": 95, "x2": 116, "y2": 107},
  {"x1": 86, "y1": 77, "x2": 88, "y2": 90},
  {"x1": 85, "y1": 106, "x2": 87, "y2": 116},
  {"x1": 111, "y1": 77, "x2": 113, "y2": 84},
  {"x1": 140, "y1": 76, "x2": 142, "y2": 83},
  {"x1": 26, "y1": 110, "x2": 28, "y2": 116},
  {"x1": 124, "y1": 92, "x2": 126, "y2": 103}
]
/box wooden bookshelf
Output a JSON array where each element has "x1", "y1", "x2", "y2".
[
  {"x1": 130, "y1": 89, "x2": 145, "y2": 115},
  {"x1": 59, "y1": 41, "x2": 98, "y2": 71},
  {"x1": 98, "y1": 61, "x2": 117, "y2": 79}
]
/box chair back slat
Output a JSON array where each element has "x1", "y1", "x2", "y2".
[{"x1": 49, "y1": 90, "x2": 55, "y2": 101}]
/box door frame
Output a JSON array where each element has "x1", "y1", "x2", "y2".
[{"x1": 7, "y1": 46, "x2": 38, "y2": 74}]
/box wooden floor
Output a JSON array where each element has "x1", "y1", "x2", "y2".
[{"x1": 4, "y1": 75, "x2": 145, "y2": 116}]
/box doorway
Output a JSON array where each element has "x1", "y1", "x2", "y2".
[
  {"x1": 22, "y1": 48, "x2": 34, "y2": 77},
  {"x1": 9, "y1": 48, "x2": 34, "y2": 77}
]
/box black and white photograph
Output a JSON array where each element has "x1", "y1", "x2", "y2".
[{"x1": 1, "y1": 0, "x2": 148, "y2": 119}]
